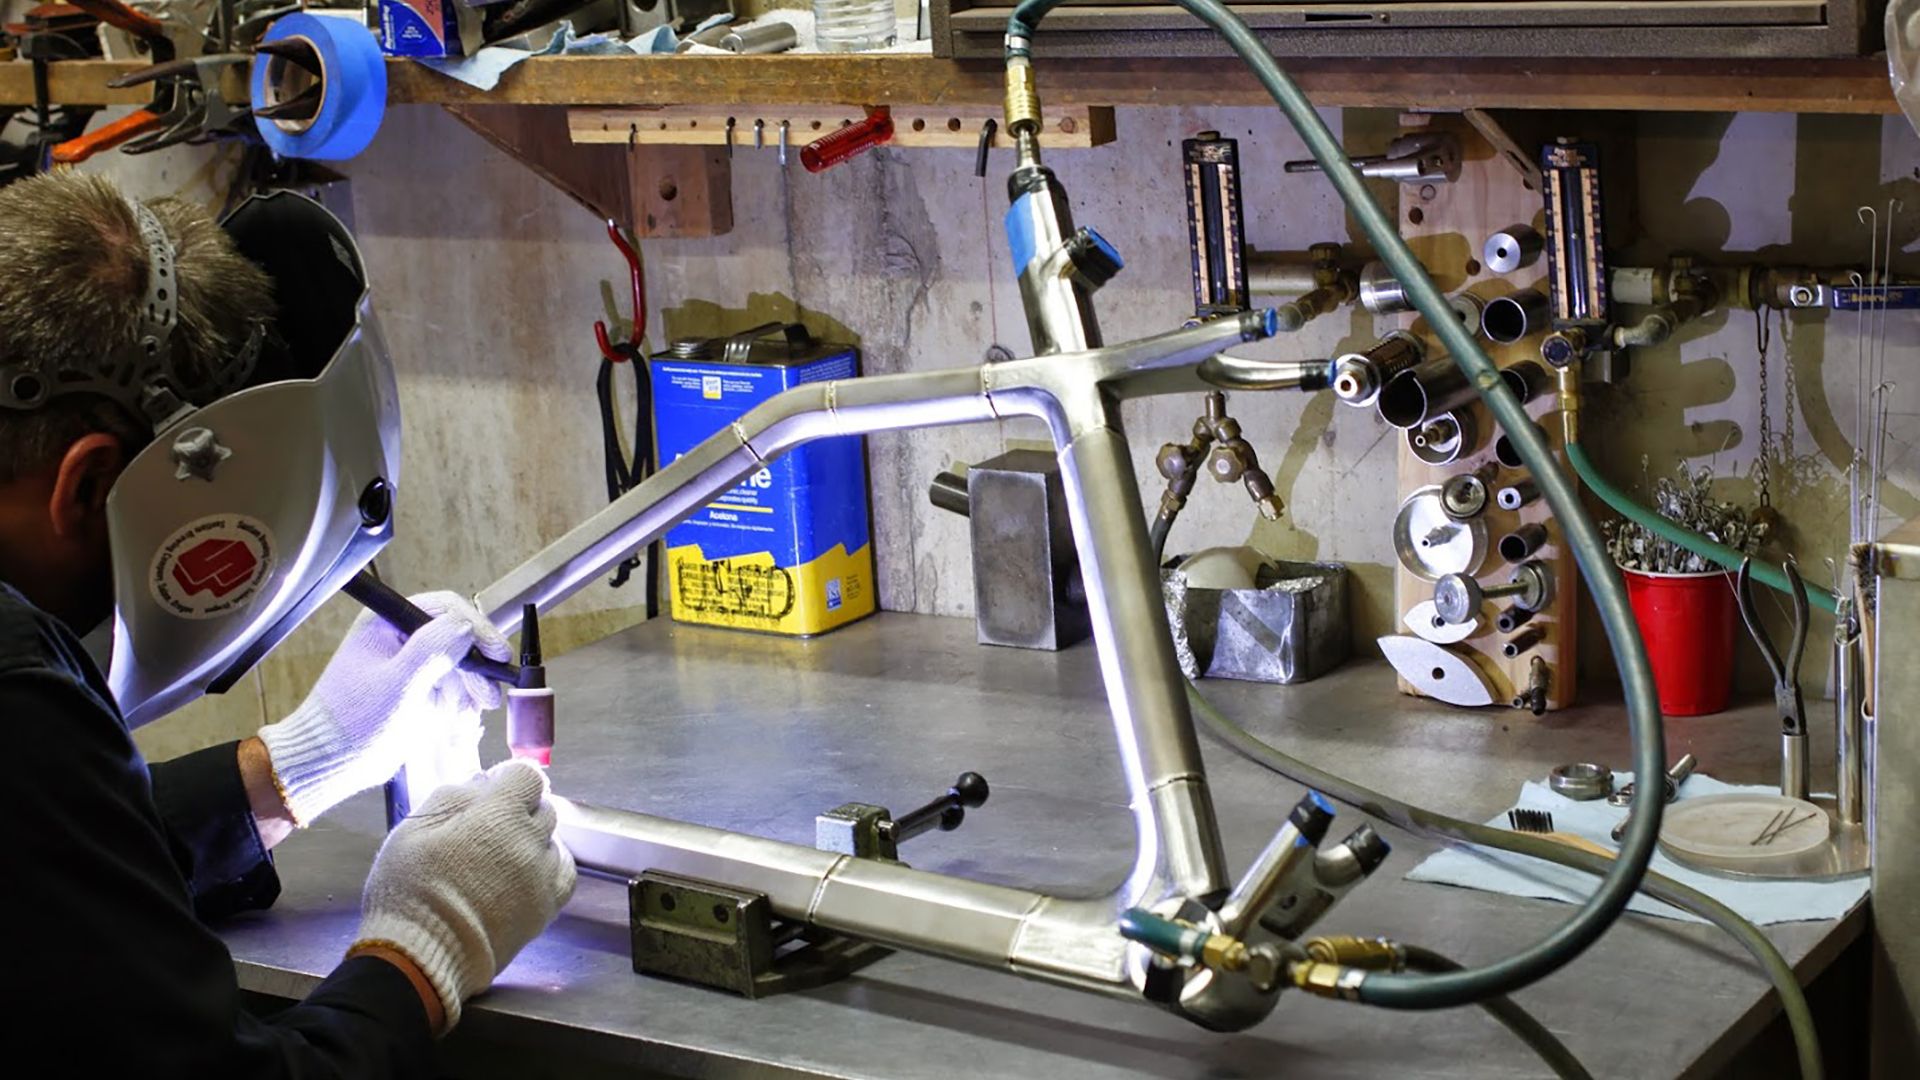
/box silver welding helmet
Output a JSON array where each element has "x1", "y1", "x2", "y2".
[{"x1": 76, "y1": 190, "x2": 397, "y2": 728}]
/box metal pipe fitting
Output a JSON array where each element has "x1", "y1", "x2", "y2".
[
  {"x1": 1447, "y1": 293, "x2": 1486, "y2": 337},
  {"x1": 929, "y1": 470, "x2": 970, "y2": 516},
  {"x1": 1331, "y1": 331, "x2": 1423, "y2": 409},
  {"x1": 1502, "y1": 624, "x2": 1547, "y2": 658},
  {"x1": 1358, "y1": 261, "x2": 1410, "y2": 314},
  {"x1": 1441, "y1": 463, "x2": 1498, "y2": 521},
  {"x1": 1407, "y1": 410, "x2": 1477, "y2": 466},
  {"x1": 1482, "y1": 225, "x2": 1543, "y2": 274},
  {"x1": 1498, "y1": 360, "x2": 1551, "y2": 406},
  {"x1": 1377, "y1": 356, "x2": 1476, "y2": 430},
  {"x1": 1494, "y1": 604, "x2": 1534, "y2": 633},
  {"x1": 1481, "y1": 289, "x2": 1550, "y2": 345},
  {"x1": 1494, "y1": 423, "x2": 1548, "y2": 469},
  {"x1": 1498, "y1": 523, "x2": 1548, "y2": 563}
]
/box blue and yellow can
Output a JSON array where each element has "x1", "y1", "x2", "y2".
[{"x1": 649, "y1": 325, "x2": 875, "y2": 636}]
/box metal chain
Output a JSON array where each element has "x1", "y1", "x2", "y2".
[
  {"x1": 1780, "y1": 314, "x2": 1798, "y2": 465},
  {"x1": 1755, "y1": 306, "x2": 1773, "y2": 509}
]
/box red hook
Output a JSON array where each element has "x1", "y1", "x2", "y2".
[{"x1": 594, "y1": 219, "x2": 646, "y2": 363}]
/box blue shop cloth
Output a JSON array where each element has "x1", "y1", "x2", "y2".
[{"x1": 1405, "y1": 774, "x2": 1868, "y2": 926}]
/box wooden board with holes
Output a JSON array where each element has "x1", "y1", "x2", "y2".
[
  {"x1": 1391, "y1": 113, "x2": 1577, "y2": 712},
  {"x1": 567, "y1": 105, "x2": 1114, "y2": 149}
]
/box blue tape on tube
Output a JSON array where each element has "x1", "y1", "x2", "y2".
[{"x1": 251, "y1": 13, "x2": 388, "y2": 161}]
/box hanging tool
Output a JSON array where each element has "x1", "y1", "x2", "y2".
[
  {"x1": 1283, "y1": 132, "x2": 1460, "y2": 184},
  {"x1": 800, "y1": 107, "x2": 893, "y2": 173},
  {"x1": 4, "y1": 8, "x2": 100, "y2": 185},
  {"x1": 592, "y1": 219, "x2": 660, "y2": 616},
  {"x1": 47, "y1": 0, "x2": 172, "y2": 163},
  {"x1": 974, "y1": 117, "x2": 997, "y2": 179},
  {"x1": 1737, "y1": 557, "x2": 1809, "y2": 800}
]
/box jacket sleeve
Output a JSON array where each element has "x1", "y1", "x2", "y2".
[
  {"x1": 0, "y1": 671, "x2": 434, "y2": 1078},
  {"x1": 148, "y1": 739, "x2": 283, "y2": 920}
]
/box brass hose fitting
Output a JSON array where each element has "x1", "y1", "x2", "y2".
[
  {"x1": 1303, "y1": 935, "x2": 1407, "y2": 971},
  {"x1": 1003, "y1": 56, "x2": 1041, "y2": 135},
  {"x1": 1288, "y1": 960, "x2": 1368, "y2": 1001},
  {"x1": 1556, "y1": 365, "x2": 1580, "y2": 446}
]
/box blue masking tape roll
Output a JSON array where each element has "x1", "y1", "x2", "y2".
[{"x1": 251, "y1": 13, "x2": 388, "y2": 161}]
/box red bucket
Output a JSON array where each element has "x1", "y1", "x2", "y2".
[{"x1": 1622, "y1": 567, "x2": 1738, "y2": 716}]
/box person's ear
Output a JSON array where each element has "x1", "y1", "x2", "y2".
[{"x1": 47, "y1": 433, "x2": 127, "y2": 541}]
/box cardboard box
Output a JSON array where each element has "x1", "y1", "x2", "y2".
[
  {"x1": 650, "y1": 326, "x2": 876, "y2": 637},
  {"x1": 378, "y1": 0, "x2": 478, "y2": 57}
]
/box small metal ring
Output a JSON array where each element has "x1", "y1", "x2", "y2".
[{"x1": 1549, "y1": 762, "x2": 1614, "y2": 801}]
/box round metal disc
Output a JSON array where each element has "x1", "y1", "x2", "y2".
[
  {"x1": 1393, "y1": 486, "x2": 1487, "y2": 581},
  {"x1": 1406, "y1": 599, "x2": 1475, "y2": 643}
]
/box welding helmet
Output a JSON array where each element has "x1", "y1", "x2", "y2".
[{"x1": 53, "y1": 190, "x2": 398, "y2": 727}]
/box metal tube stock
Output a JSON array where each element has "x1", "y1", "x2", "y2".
[
  {"x1": 929, "y1": 470, "x2": 971, "y2": 516},
  {"x1": 1836, "y1": 630, "x2": 1865, "y2": 825},
  {"x1": 1782, "y1": 733, "x2": 1809, "y2": 802},
  {"x1": 1378, "y1": 356, "x2": 1476, "y2": 429},
  {"x1": 1498, "y1": 361, "x2": 1551, "y2": 406},
  {"x1": 1499, "y1": 523, "x2": 1548, "y2": 563},
  {"x1": 1481, "y1": 289, "x2": 1550, "y2": 345}
]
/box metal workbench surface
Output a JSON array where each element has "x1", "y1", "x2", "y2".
[{"x1": 221, "y1": 612, "x2": 1862, "y2": 1079}]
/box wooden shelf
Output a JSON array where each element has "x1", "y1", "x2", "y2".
[{"x1": 0, "y1": 53, "x2": 1899, "y2": 114}]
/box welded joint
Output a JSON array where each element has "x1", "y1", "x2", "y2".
[{"x1": 730, "y1": 419, "x2": 766, "y2": 466}]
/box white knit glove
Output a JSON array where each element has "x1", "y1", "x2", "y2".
[
  {"x1": 352, "y1": 759, "x2": 576, "y2": 1030},
  {"x1": 259, "y1": 591, "x2": 512, "y2": 825}
]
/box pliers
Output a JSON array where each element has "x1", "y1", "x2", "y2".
[
  {"x1": 1736, "y1": 557, "x2": 1809, "y2": 799},
  {"x1": 48, "y1": 0, "x2": 173, "y2": 163}
]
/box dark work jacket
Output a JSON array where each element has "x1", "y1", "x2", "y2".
[{"x1": 0, "y1": 583, "x2": 433, "y2": 1077}]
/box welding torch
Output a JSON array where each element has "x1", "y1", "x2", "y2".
[{"x1": 342, "y1": 571, "x2": 556, "y2": 825}]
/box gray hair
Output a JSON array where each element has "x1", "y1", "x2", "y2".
[{"x1": 0, "y1": 172, "x2": 274, "y2": 482}]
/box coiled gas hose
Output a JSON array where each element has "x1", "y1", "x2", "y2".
[{"x1": 1007, "y1": 0, "x2": 1666, "y2": 1010}]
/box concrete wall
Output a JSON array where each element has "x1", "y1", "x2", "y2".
[{"x1": 74, "y1": 102, "x2": 1917, "y2": 761}]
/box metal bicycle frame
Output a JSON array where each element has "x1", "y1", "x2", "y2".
[{"x1": 475, "y1": 308, "x2": 1309, "y2": 1022}]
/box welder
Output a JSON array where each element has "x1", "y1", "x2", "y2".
[{"x1": 0, "y1": 171, "x2": 573, "y2": 1075}]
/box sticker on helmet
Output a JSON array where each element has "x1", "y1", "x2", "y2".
[{"x1": 149, "y1": 514, "x2": 275, "y2": 620}]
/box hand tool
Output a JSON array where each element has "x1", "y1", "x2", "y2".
[
  {"x1": 591, "y1": 219, "x2": 660, "y2": 615},
  {"x1": 341, "y1": 570, "x2": 523, "y2": 687},
  {"x1": 1283, "y1": 132, "x2": 1461, "y2": 185},
  {"x1": 972, "y1": 117, "x2": 995, "y2": 178},
  {"x1": 1548, "y1": 763, "x2": 1613, "y2": 801},
  {"x1": 778, "y1": 119, "x2": 790, "y2": 166},
  {"x1": 1737, "y1": 556, "x2": 1809, "y2": 799},
  {"x1": 1507, "y1": 809, "x2": 1613, "y2": 858},
  {"x1": 1610, "y1": 752, "x2": 1697, "y2": 841},
  {"x1": 342, "y1": 571, "x2": 548, "y2": 828},
  {"x1": 800, "y1": 107, "x2": 892, "y2": 173},
  {"x1": 48, "y1": 0, "x2": 172, "y2": 164}
]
